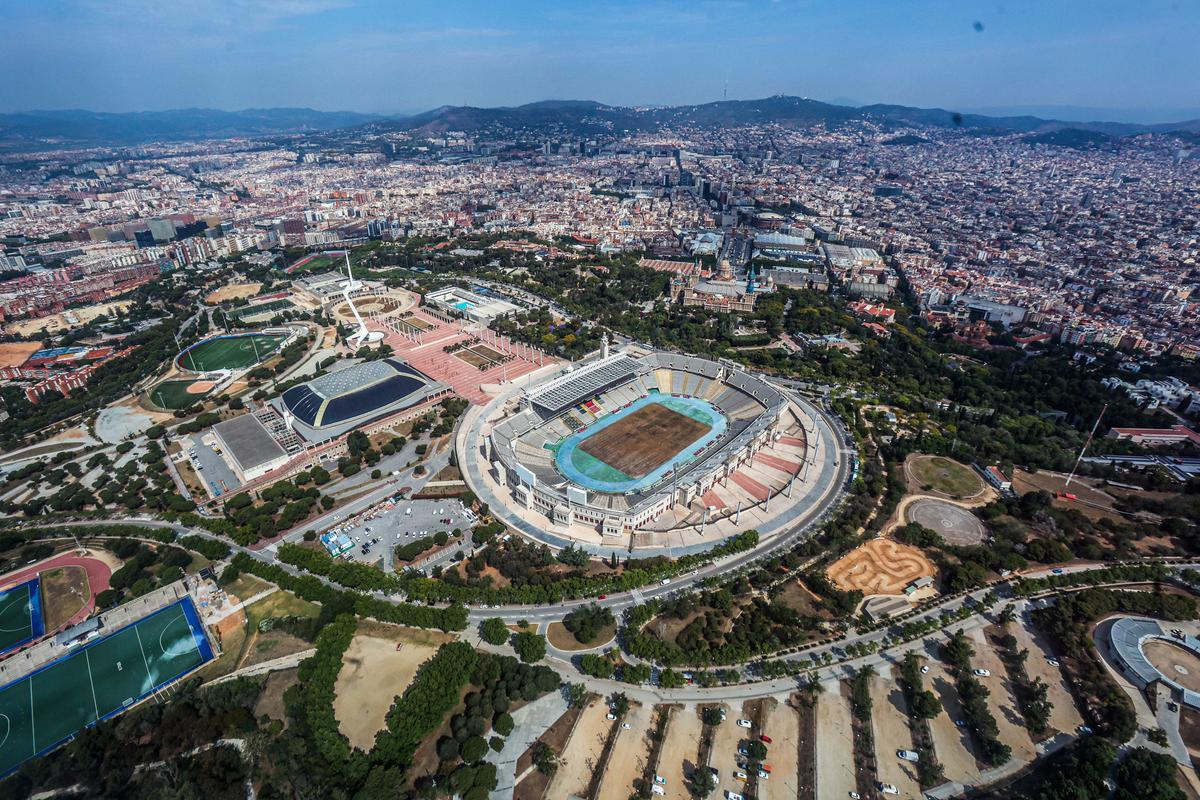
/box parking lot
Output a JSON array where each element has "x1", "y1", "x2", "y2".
[
  {"x1": 967, "y1": 628, "x2": 1036, "y2": 764},
  {"x1": 179, "y1": 435, "x2": 240, "y2": 499},
  {"x1": 323, "y1": 497, "x2": 474, "y2": 572}
]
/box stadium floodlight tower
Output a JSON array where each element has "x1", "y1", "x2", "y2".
[{"x1": 341, "y1": 252, "x2": 384, "y2": 348}]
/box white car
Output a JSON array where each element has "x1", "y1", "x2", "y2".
[
  {"x1": 736, "y1": 719, "x2": 752, "y2": 729},
  {"x1": 973, "y1": 668, "x2": 991, "y2": 677},
  {"x1": 606, "y1": 713, "x2": 617, "y2": 721},
  {"x1": 879, "y1": 783, "x2": 899, "y2": 795},
  {"x1": 1047, "y1": 658, "x2": 1060, "y2": 667},
  {"x1": 622, "y1": 722, "x2": 631, "y2": 729},
  {"x1": 920, "y1": 665, "x2": 930, "y2": 674},
  {"x1": 660, "y1": 578, "x2": 670, "y2": 586}
]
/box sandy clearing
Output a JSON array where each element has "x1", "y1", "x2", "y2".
[
  {"x1": 0, "y1": 341, "x2": 44, "y2": 368},
  {"x1": 968, "y1": 628, "x2": 1037, "y2": 763},
  {"x1": 1009, "y1": 620, "x2": 1084, "y2": 737},
  {"x1": 205, "y1": 282, "x2": 262, "y2": 304},
  {"x1": 759, "y1": 699, "x2": 802, "y2": 800},
  {"x1": 816, "y1": 682, "x2": 857, "y2": 800},
  {"x1": 5, "y1": 299, "x2": 134, "y2": 336},
  {"x1": 658, "y1": 704, "x2": 703, "y2": 799},
  {"x1": 332, "y1": 635, "x2": 437, "y2": 750},
  {"x1": 924, "y1": 659, "x2": 982, "y2": 785},
  {"x1": 870, "y1": 667, "x2": 923, "y2": 799},
  {"x1": 597, "y1": 701, "x2": 655, "y2": 800},
  {"x1": 546, "y1": 698, "x2": 611, "y2": 799}
]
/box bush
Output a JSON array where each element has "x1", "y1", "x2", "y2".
[{"x1": 563, "y1": 604, "x2": 615, "y2": 644}]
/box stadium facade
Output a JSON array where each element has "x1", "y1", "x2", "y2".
[{"x1": 486, "y1": 350, "x2": 788, "y2": 536}]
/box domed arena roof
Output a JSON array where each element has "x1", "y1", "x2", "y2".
[{"x1": 281, "y1": 358, "x2": 433, "y2": 429}]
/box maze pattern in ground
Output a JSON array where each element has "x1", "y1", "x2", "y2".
[
  {"x1": 907, "y1": 498, "x2": 985, "y2": 546},
  {"x1": 826, "y1": 538, "x2": 936, "y2": 595},
  {"x1": 578, "y1": 402, "x2": 711, "y2": 480}
]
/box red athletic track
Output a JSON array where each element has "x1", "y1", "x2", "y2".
[{"x1": 0, "y1": 552, "x2": 114, "y2": 654}]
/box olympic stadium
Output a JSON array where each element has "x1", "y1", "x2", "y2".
[{"x1": 470, "y1": 346, "x2": 846, "y2": 550}]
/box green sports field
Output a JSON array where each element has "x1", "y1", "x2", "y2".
[
  {"x1": 176, "y1": 333, "x2": 288, "y2": 373},
  {"x1": 0, "y1": 600, "x2": 211, "y2": 775},
  {"x1": 0, "y1": 580, "x2": 41, "y2": 655},
  {"x1": 147, "y1": 379, "x2": 212, "y2": 410}
]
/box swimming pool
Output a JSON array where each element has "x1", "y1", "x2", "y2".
[
  {"x1": 452, "y1": 300, "x2": 475, "y2": 311},
  {"x1": 552, "y1": 394, "x2": 727, "y2": 493}
]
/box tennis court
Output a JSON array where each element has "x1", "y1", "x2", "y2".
[
  {"x1": 0, "y1": 579, "x2": 44, "y2": 657},
  {"x1": 0, "y1": 598, "x2": 213, "y2": 776}
]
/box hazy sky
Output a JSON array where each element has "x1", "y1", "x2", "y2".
[{"x1": 2, "y1": 0, "x2": 1198, "y2": 117}]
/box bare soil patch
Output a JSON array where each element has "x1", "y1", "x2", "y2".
[
  {"x1": 514, "y1": 700, "x2": 587, "y2": 800},
  {"x1": 0, "y1": 341, "x2": 43, "y2": 369},
  {"x1": 205, "y1": 282, "x2": 262, "y2": 304},
  {"x1": 253, "y1": 667, "x2": 300, "y2": 725},
  {"x1": 580, "y1": 402, "x2": 710, "y2": 479},
  {"x1": 39, "y1": 565, "x2": 89, "y2": 630},
  {"x1": 333, "y1": 634, "x2": 439, "y2": 750}
]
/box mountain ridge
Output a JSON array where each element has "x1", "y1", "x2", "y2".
[{"x1": 2, "y1": 97, "x2": 1198, "y2": 149}]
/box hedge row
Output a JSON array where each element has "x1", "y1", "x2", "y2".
[
  {"x1": 228, "y1": 552, "x2": 467, "y2": 631},
  {"x1": 371, "y1": 641, "x2": 479, "y2": 770},
  {"x1": 297, "y1": 614, "x2": 359, "y2": 769},
  {"x1": 178, "y1": 534, "x2": 231, "y2": 560}
]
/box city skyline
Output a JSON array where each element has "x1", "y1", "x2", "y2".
[{"x1": 2, "y1": 0, "x2": 1199, "y2": 119}]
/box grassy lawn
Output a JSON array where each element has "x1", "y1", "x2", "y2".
[
  {"x1": 225, "y1": 573, "x2": 272, "y2": 601},
  {"x1": 909, "y1": 455, "x2": 984, "y2": 497},
  {"x1": 546, "y1": 620, "x2": 616, "y2": 651},
  {"x1": 147, "y1": 379, "x2": 209, "y2": 410}
]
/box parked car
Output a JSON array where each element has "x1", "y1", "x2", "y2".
[
  {"x1": 736, "y1": 719, "x2": 752, "y2": 729},
  {"x1": 878, "y1": 783, "x2": 899, "y2": 795},
  {"x1": 760, "y1": 734, "x2": 772, "y2": 744},
  {"x1": 920, "y1": 665, "x2": 930, "y2": 674},
  {"x1": 897, "y1": 750, "x2": 919, "y2": 762},
  {"x1": 973, "y1": 668, "x2": 991, "y2": 677},
  {"x1": 606, "y1": 713, "x2": 617, "y2": 721},
  {"x1": 733, "y1": 771, "x2": 747, "y2": 781}
]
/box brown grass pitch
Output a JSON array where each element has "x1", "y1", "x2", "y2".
[{"x1": 579, "y1": 403, "x2": 709, "y2": 479}]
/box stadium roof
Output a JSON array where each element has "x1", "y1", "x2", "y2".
[
  {"x1": 281, "y1": 358, "x2": 433, "y2": 429},
  {"x1": 526, "y1": 354, "x2": 643, "y2": 414},
  {"x1": 212, "y1": 414, "x2": 288, "y2": 473}
]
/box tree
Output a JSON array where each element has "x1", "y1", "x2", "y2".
[
  {"x1": 493, "y1": 712, "x2": 515, "y2": 737},
  {"x1": 479, "y1": 618, "x2": 509, "y2": 645},
  {"x1": 531, "y1": 742, "x2": 559, "y2": 776},
  {"x1": 691, "y1": 767, "x2": 716, "y2": 796},
  {"x1": 746, "y1": 740, "x2": 768, "y2": 761},
  {"x1": 567, "y1": 683, "x2": 589, "y2": 709},
  {"x1": 911, "y1": 689, "x2": 941, "y2": 720},
  {"x1": 513, "y1": 631, "x2": 546, "y2": 663},
  {"x1": 1114, "y1": 747, "x2": 1184, "y2": 800},
  {"x1": 610, "y1": 692, "x2": 630, "y2": 717},
  {"x1": 563, "y1": 604, "x2": 615, "y2": 644},
  {"x1": 701, "y1": 706, "x2": 725, "y2": 726}
]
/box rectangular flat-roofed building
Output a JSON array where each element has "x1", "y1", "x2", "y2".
[{"x1": 212, "y1": 413, "x2": 289, "y2": 482}]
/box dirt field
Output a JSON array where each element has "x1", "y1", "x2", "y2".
[
  {"x1": 253, "y1": 667, "x2": 300, "y2": 724},
  {"x1": 759, "y1": 700, "x2": 802, "y2": 800},
  {"x1": 1008, "y1": 621, "x2": 1083, "y2": 738},
  {"x1": 1144, "y1": 640, "x2": 1200, "y2": 692},
  {"x1": 924, "y1": 659, "x2": 983, "y2": 785},
  {"x1": 710, "y1": 703, "x2": 752, "y2": 797},
  {"x1": 827, "y1": 538, "x2": 937, "y2": 595},
  {"x1": 658, "y1": 704, "x2": 703, "y2": 799},
  {"x1": 5, "y1": 300, "x2": 133, "y2": 336},
  {"x1": 205, "y1": 282, "x2": 262, "y2": 304},
  {"x1": 546, "y1": 697, "x2": 612, "y2": 798},
  {"x1": 815, "y1": 683, "x2": 857, "y2": 800},
  {"x1": 580, "y1": 402, "x2": 710, "y2": 479},
  {"x1": 333, "y1": 634, "x2": 439, "y2": 750},
  {"x1": 870, "y1": 666, "x2": 923, "y2": 799},
  {"x1": 38, "y1": 565, "x2": 89, "y2": 630},
  {"x1": 1012, "y1": 468, "x2": 1130, "y2": 523},
  {"x1": 0, "y1": 341, "x2": 44, "y2": 369},
  {"x1": 968, "y1": 628, "x2": 1037, "y2": 763},
  {"x1": 907, "y1": 455, "x2": 985, "y2": 498},
  {"x1": 907, "y1": 498, "x2": 986, "y2": 546},
  {"x1": 455, "y1": 343, "x2": 506, "y2": 368},
  {"x1": 597, "y1": 701, "x2": 654, "y2": 800}
]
